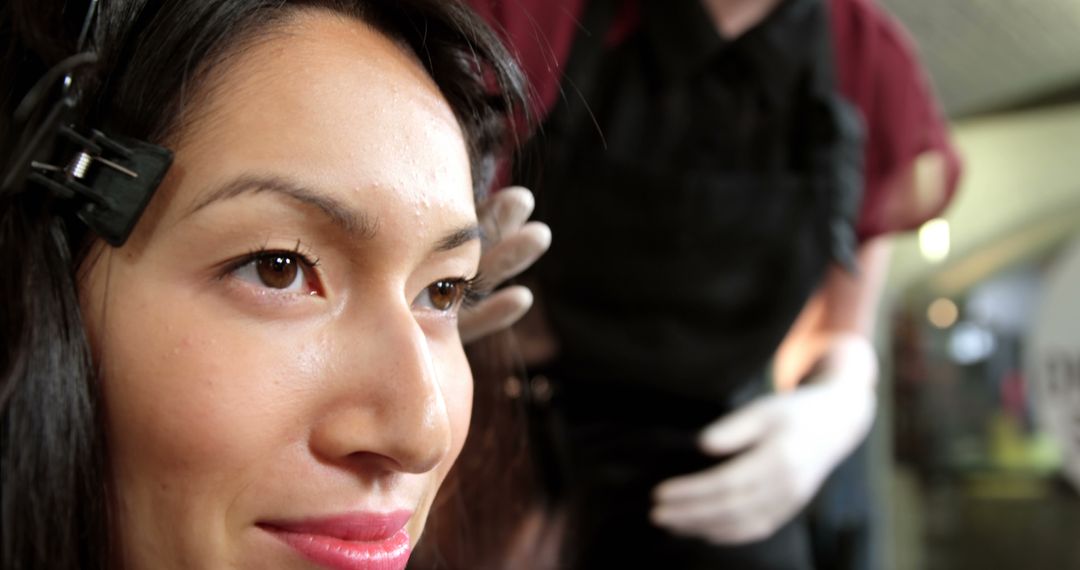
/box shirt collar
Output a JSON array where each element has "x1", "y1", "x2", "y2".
[
  {"x1": 640, "y1": 0, "x2": 824, "y2": 107},
  {"x1": 735, "y1": 0, "x2": 824, "y2": 106},
  {"x1": 640, "y1": 0, "x2": 723, "y2": 83}
]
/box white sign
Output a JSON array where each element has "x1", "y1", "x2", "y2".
[{"x1": 1028, "y1": 236, "x2": 1080, "y2": 490}]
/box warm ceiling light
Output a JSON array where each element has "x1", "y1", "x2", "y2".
[
  {"x1": 919, "y1": 218, "x2": 951, "y2": 263},
  {"x1": 928, "y1": 297, "x2": 959, "y2": 329}
]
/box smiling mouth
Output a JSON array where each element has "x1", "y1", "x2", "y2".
[{"x1": 258, "y1": 510, "x2": 413, "y2": 570}]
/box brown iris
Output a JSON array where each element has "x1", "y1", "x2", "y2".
[
  {"x1": 428, "y1": 280, "x2": 460, "y2": 310},
  {"x1": 255, "y1": 254, "x2": 299, "y2": 289}
]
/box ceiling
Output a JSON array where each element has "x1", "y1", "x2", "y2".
[
  {"x1": 879, "y1": 0, "x2": 1080, "y2": 117},
  {"x1": 885, "y1": 101, "x2": 1080, "y2": 298}
]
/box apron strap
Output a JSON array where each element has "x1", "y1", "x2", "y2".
[{"x1": 807, "y1": 0, "x2": 865, "y2": 272}]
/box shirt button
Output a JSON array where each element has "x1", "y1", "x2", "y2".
[
  {"x1": 504, "y1": 376, "x2": 523, "y2": 399},
  {"x1": 530, "y1": 374, "x2": 553, "y2": 404}
]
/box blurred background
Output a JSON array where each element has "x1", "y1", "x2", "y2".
[{"x1": 871, "y1": 1, "x2": 1080, "y2": 568}]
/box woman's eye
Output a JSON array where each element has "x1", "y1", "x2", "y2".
[
  {"x1": 415, "y1": 279, "x2": 467, "y2": 312},
  {"x1": 231, "y1": 252, "x2": 315, "y2": 293}
]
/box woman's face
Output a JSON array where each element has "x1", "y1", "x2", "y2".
[{"x1": 80, "y1": 12, "x2": 478, "y2": 570}]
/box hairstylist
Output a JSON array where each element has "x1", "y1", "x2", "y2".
[{"x1": 467, "y1": 0, "x2": 961, "y2": 567}]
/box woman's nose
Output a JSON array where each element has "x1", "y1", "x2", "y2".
[{"x1": 309, "y1": 303, "x2": 453, "y2": 475}]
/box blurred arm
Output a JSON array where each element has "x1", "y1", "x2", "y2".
[{"x1": 773, "y1": 238, "x2": 890, "y2": 395}]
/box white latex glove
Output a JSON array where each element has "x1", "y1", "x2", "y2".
[
  {"x1": 650, "y1": 371, "x2": 876, "y2": 545},
  {"x1": 459, "y1": 186, "x2": 551, "y2": 344}
]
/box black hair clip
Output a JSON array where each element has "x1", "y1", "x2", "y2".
[
  {"x1": 0, "y1": 0, "x2": 173, "y2": 247},
  {"x1": 21, "y1": 97, "x2": 173, "y2": 247}
]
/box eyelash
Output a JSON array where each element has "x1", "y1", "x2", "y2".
[
  {"x1": 458, "y1": 275, "x2": 486, "y2": 309},
  {"x1": 416, "y1": 274, "x2": 486, "y2": 315},
  {"x1": 221, "y1": 241, "x2": 322, "y2": 290}
]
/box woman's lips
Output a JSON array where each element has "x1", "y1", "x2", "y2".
[{"x1": 259, "y1": 511, "x2": 413, "y2": 570}]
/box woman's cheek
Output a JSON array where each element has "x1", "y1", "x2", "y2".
[{"x1": 102, "y1": 282, "x2": 316, "y2": 473}]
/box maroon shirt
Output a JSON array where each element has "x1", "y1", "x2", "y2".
[{"x1": 467, "y1": 0, "x2": 961, "y2": 241}]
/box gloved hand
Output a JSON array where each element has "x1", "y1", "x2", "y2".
[
  {"x1": 459, "y1": 186, "x2": 551, "y2": 344},
  {"x1": 650, "y1": 369, "x2": 876, "y2": 545}
]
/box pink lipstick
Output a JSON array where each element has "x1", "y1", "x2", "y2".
[{"x1": 260, "y1": 511, "x2": 412, "y2": 570}]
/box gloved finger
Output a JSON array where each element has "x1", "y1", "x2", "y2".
[
  {"x1": 708, "y1": 482, "x2": 796, "y2": 545},
  {"x1": 478, "y1": 221, "x2": 551, "y2": 286},
  {"x1": 698, "y1": 395, "x2": 781, "y2": 456},
  {"x1": 656, "y1": 485, "x2": 789, "y2": 546},
  {"x1": 479, "y1": 186, "x2": 535, "y2": 241},
  {"x1": 458, "y1": 285, "x2": 533, "y2": 344},
  {"x1": 701, "y1": 515, "x2": 782, "y2": 545},
  {"x1": 652, "y1": 442, "x2": 774, "y2": 505},
  {"x1": 651, "y1": 479, "x2": 765, "y2": 529}
]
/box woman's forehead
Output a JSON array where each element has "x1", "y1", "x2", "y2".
[{"x1": 163, "y1": 10, "x2": 476, "y2": 234}]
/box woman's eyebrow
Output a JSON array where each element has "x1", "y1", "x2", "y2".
[
  {"x1": 434, "y1": 225, "x2": 481, "y2": 253},
  {"x1": 185, "y1": 174, "x2": 377, "y2": 239}
]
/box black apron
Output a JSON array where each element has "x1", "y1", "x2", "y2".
[
  {"x1": 515, "y1": 0, "x2": 866, "y2": 567},
  {"x1": 518, "y1": 0, "x2": 863, "y2": 403}
]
